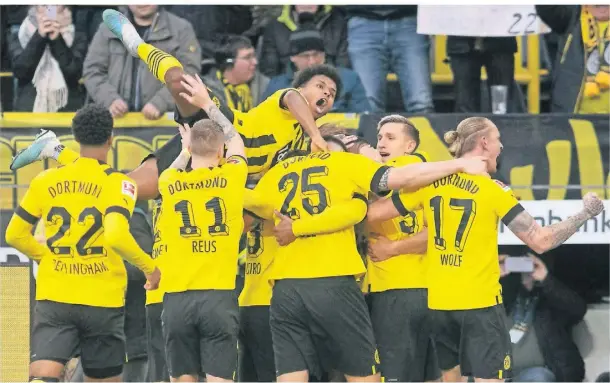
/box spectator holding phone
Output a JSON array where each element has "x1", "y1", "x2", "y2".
[
  {"x1": 499, "y1": 253, "x2": 587, "y2": 382},
  {"x1": 8, "y1": 5, "x2": 87, "y2": 112}
]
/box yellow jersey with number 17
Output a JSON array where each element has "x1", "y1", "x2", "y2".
[
  {"x1": 246, "y1": 151, "x2": 389, "y2": 281},
  {"x1": 15, "y1": 158, "x2": 137, "y2": 308},
  {"x1": 157, "y1": 155, "x2": 248, "y2": 293},
  {"x1": 365, "y1": 153, "x2": 428, "y2": 293},
  {"x1": 398, "y1": 174, "x2": 522, "y2": 310}
]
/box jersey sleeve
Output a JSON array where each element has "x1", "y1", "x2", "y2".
[
  {"x1": 224, "y1": 155, "x2": 248, "y2": 186},
  {"x1": 243, "y1": 171, "x2": 276, "y2": 221},
  {"x1": 392, "y1": 187, "x2": 426, "y2": 213},
  {"x1": 15, "y1": 174, "x2": 44, "y2": 225},
  {"x1": 292, "y1": 193, "x2": 368, "y2": 236},
  {"x1": 490, "y1": 180, "x2": 524, "y2": 225},
  {"x1": 104, "y1": 173, "x2": 137, "y2": 220},
  {"x1": 337, "y1": 153, "x2": 390, "y2": 195}
]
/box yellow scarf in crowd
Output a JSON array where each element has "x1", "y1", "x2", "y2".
[
  {"x1": 581, "y1": 7, "x2": 609, "y2": 100},
  {"x1": 217, "y1": 70, "x2": 253, "y2": 112}
]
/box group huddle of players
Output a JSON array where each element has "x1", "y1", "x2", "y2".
[{"x1": 6, "y1": 9, "x2": 605, "y2": 383}]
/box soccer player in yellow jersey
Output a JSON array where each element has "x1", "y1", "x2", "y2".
[
  {"x1": 11, "y1": 9, "x2": 341, "y2": 197},
  {"x1": 238, "y1": 136, "x2": 376, "y2": 382},
  {"x1": 152, "y1": 73, "x2": 247, "y2": 383},
  {"x1": 245, "y1": 142, "x2": 489, "y2": 382},
  {"x1": 5, "y1": 105, "x2": 161, "y2": 383},
  {"x1": 367, "y1": 117, "x2": 605, "y2": 382},
  {"x1": 360, "y1": 115, "x2": 441, "y2": 383}
]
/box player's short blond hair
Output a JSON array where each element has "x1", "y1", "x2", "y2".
[
  {"x1": 191, "y1": 119, "x2": 224, "y2": 156},
  {"x1": 444, "y1": 117, "x2": 494, "y2": 158}
]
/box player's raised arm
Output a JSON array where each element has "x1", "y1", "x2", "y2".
[
  {"x1": 168, "y1": 123, "x2": 192, "y2": 170},
  {"x1": 505, "y1": 192, "x2": 604, "y2": 254},
  {"x1": 179, "y1": 73, "x2": 245, "y2": 159},
  {"x1": 281, "y1": 89, "x2": 327, "y2": 152}
]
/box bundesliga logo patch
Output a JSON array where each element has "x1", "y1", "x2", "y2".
[
  {"x1": 227, "y1": 157, "x2": 242, "y2": 165},
  {"x1": 494, "y1": 179, "x2": 511, "y2": 192},
  {"x1": 122, "y1": 180, "x2": 136, "y2": 200}
]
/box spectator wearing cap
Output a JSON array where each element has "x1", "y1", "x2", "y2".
[
  {"x1": 262, "y1": 23, "x2": 369, "y2": 113},
  {"x1": 261, "y1": 5, "x2": 349, "y2": 77},
  {"x1": 202, "y1": 35, "x2": 269, "y2": 112}
]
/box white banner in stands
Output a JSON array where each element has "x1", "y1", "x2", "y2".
[
  {"x1": 417, "y1": 5, "x2": 551, "y2": 37},
  {"x1": 498, "y1": 200, "x2": 610, "y2": 245}
]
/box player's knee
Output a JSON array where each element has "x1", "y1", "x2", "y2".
[
  {"x1": 83, "y1": 365, "x2": 123, "y2": 380},
  {"x1": 30, "y1": 378, "x2": 60, "y2": 382}
]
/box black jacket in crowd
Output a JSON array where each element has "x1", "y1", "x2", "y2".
[
  {"x1": 342, "y1": 5, "x2": 417, "y2": 20},
  {"x1": 501, "y1": 273, "x2": 587, "y2": 382},
  {"x1": 261, "y1": 5, "x2": 350, "y2": 77},
  {"x1": 536, "y1": 5, "x2": 589, "y2": 113},
  {"x1": 7, "y1": 11, "x2": 87, "y2": 112}
]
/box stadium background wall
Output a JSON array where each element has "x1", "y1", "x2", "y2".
[{"x1": 0, "y1": 112, "x2": 608, "y2": 381}]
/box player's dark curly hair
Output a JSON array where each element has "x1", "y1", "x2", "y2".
[
  {"x1": 72, "y1": 104, "x2": 114, "y2": 146},
  {"x1": 292, "y1": 64, "x2": 342, "y2": 98}
]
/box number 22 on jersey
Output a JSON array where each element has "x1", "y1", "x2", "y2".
[{"x1": 46, "y1": 206, "x2": 106, "y2": 258}]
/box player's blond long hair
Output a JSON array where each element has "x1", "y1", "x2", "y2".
[
  {"x1": 191, "y1": 120, "x2": 224, "y2": 156},
  {"x1": 444, "y1": 117, "x2": 493, "y2": 158}
]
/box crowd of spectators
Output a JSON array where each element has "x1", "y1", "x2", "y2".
[{"x1": 0, "y1": 4, "x2": 608, "y2": 115}]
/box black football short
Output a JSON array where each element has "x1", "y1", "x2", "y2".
[
  {"x1": 162, "y1": 290, "x2": 238, "y2": 380},
  {"x1": 146, "y1": 302, "x2": 169, "y2": 382},
  {"x1": 270, "y1": 276, "x2": 379, "y2": 379},
  {"x1": 238, "y1": 305, "x2": 275, "y2": 382},
  {"x1": 369, "y1": 288, "x2": 440, "y2": 382},
  {"x1": 31, "y1": 300, "x2": 125, "y2": 373},
  {"x1": 432, "y1": 304, "x2": 512, "y2": 380}
]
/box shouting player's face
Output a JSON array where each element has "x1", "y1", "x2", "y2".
[
  {"x1": 482, "y1": 124, "x2": 503, "y2": 173},
  {"x1": 301, "y1": 75, "x2": 337, "y2": 118},
  {"x1": 377, "y1": 123, "x2": 417, "y2": 163}
]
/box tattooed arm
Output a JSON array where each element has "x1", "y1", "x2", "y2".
[
  {"x1": 507, "y1": 193, "x2": 605, "y2": 254},
  {"x1": 178, "y1": 73, "x2": 245, "y2": 160}
]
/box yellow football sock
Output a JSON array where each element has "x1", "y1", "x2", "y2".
[
  {"x1": 137, "y1": 43, "x2": 183, "y2": 84},
  {"x1": 56, "y1": 147, "x2": 80, "y2": 165}
]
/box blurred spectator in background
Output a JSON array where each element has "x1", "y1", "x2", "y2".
[
  {"x1": 244, "y1": 5, "x2": 283, "y2": 43},
  {"x1": 165, "y1": 5, "x2": 252, "y2": 67},
  {"x1": 447, "y1": 36, "x2": 517, "y2": 113},
  {"x1": 344, "y1": 5, "x2": 433, "y2": 113},
  {"x1": 73, "y1": 6, "x2": 116, "y2": 46},
  {"x1": 261, "y1": 5, "x2": 349, "y2": 77},
  {"x1": 263, "y1": 21, "x2": 369, "y2": 113},
  {"x1": 500, "y1": 254, "x2": 587, "y2": 382},
  {"x1": 83, "y1": 5, "x2": 200, "y2": 119},
  {"x1": 203, "y1": 35, "x2": 268, "y2": 112},
  {"x1": 8, "y1": 5, "x2": 87, "y2": 112},
  {"x1": 536, "y1": 5, "x2": 609, "y2": 114}
]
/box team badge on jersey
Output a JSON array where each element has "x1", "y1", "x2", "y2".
[
  {"x1": 122, "y1": 180, "x2": 136, "y2": 200},
  {"x1": 494, "y1": 179, "x2": 511, "y2": 192},
  {"x1": 227, "y1": 156, "x2": 243, "y2": 165}
]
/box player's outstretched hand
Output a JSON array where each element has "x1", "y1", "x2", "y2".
[
  {"x1": 458, "y1": 156, "x2": 488, "y2": 175},
  {"x1": 583, "y1": 192, "x2": 604, "y2": 218},
  {"x1": 144, "y1": 267, "x2": 161, "y2": 290},
  {"x1": 179, "y1": 73, "x2": 211, "y2": 109},
  {"x1": 178, "y1": 123, "x2": 192, "y2": 152},
  {"x1": 273, "y1": 210, "x2": 297, "y2": 246}
]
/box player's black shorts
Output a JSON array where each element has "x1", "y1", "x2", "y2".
[
  {"x1": 369, "y1": 288, "x2": 440, "y2": 382},
  {"x1": 270, "y1": 276, "x2": 379, "y2": 379},
  {"x1": 146, "y1": 302, "x2": 169, "y2": 382},
  {"x1": 31, "y1": 300, "x2": 125, "y2": 373},
  {"x1": 162, "y1": 290, "x2": 238, "y2": 380},
  {"x1": 238, "y1": 305, "x2": 275, "y2": 382},
  {"x1": 432, "y1": 304, "x2": 512, "y2": 380}
]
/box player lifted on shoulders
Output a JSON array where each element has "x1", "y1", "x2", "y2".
[
  {"x1": 11, "y1": 9, "x2": 341, "y2": 199},
  {"x1": 153, "y1": 73, "x2": 246, "y2": 382},
  {"x1": 367, "y1": 116, "x2": 604, "y2": 382},
  {"x1": 5, "y1": 104, "x2": 160, "y2": 383}
]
